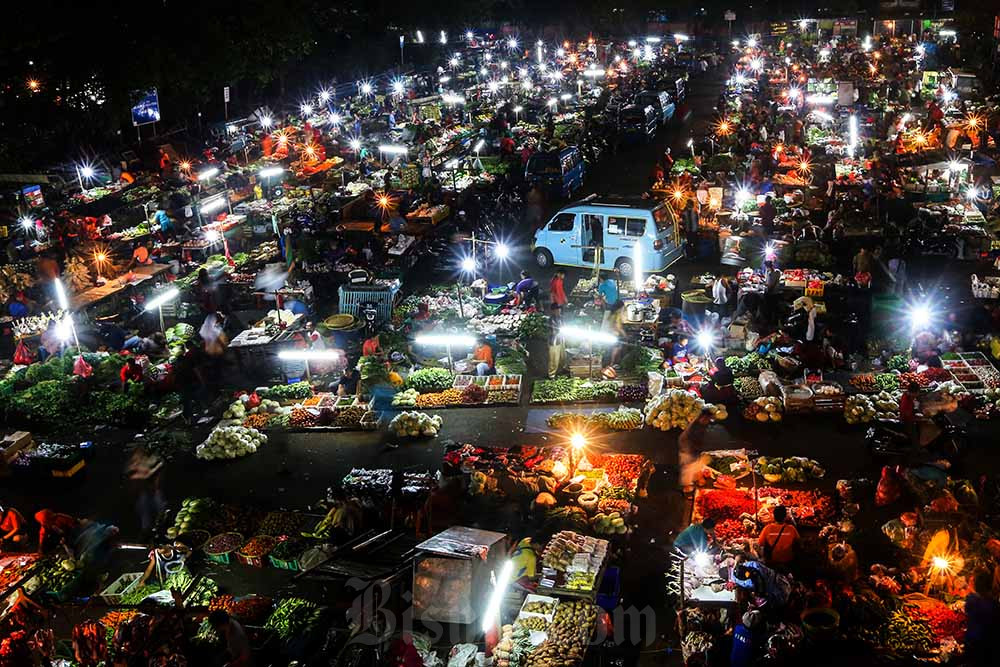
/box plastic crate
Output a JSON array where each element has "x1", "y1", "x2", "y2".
[
  {"x1": 337, "y1": 284, "x2": 398, "y2": 323},
  {"x1": 99, "y1": 572, "x2": 144, "y2": 605}
]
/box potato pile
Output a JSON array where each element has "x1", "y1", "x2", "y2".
[{"x1": 524, "y1": 601, "x2": 597, "y2": 667}]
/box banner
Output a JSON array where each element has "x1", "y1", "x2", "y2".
[
  {"x1": 131, "y1": 89, "x2": 161, "y2": 126},
  {"x1": 22, "y1": 185, "x2": 44, "y2": 208}
]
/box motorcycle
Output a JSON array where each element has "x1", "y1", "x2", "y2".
[{"x1": 866, "y1": 413, "x2": 966, "y2": 462}]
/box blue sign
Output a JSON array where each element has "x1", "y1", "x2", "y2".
[{"x1": 131, "y1": 89, "x2": 161, "y2": 126}]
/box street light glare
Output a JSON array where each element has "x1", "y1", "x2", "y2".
[
  {"x1": 696, "y1": 330, "x2": 714, "y2": 352},
  {"x1": 910, "y1": 305, "x2": 931, "y2": 330},
  {"x1": 80, "y1": 166, "x2": 95, "y2": 179},
  {"x1": 301, "y1": 103, "x2": 313, "y2": 115},
  {"x1": 495, "y1": 243, "x2": 510, "y2": 259},
  {"x1": 461, "y1": 257, "x2": 476, "y2": 272}
]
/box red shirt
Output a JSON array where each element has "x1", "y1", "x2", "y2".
[
  {"x1": 549, "y1": 276, "x2": 567, "y2": 306},
  {"x1": 120, "y1": 363, "x2": 143, "y2": 384},
  {"x1": 900, "y1": 392, "x2": 916, "y2": 423}
]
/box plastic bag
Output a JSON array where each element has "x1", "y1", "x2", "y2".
[
  {"x1": 13, "y1": 340, "x2": 33, "y2": 365},
  {"x1": 875, "y1": 465, "x2": 902, "y2": 506},
  {"x1": 73, "y1": 355, "x2": 93, "y2": 378},
  {"x1": 245, "y1": 391, "x2": 261, "y2": 409},
  {"x1": 881, "y1": 519, "x2": 907, "y2": 547},
  {"x1": 758, "y1": 371, "x2": 782, "y2": 397}
]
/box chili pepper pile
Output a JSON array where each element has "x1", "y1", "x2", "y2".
[
  {"x1": 906, "y1": 604, "x2": 965, "y2": 643},
  {"x1": 695, "y1": 488, "x2": 757, "y2": 521},
  {"x1": 899, "y1": 372, "x2": 931, "y2": 388},
  {"x1": 0, "y1": 630, "x2": 31, "y2": 665},
  {"x1": 713, "y1": 518, "x2": 752, "y2": 542},
  {"x1": 601, "y1": 455, "x2": 646, "y2": 488},
  {"x1": 920, "y1": 367, "x2": 953, "y2": 383},
  {"x1": 209, "y1": 595, "x2": 275, "y2": 624},
  {"x1": 758, "y1": 487, "x2": 835, "y2": 526}
]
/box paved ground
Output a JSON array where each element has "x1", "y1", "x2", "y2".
[{"x1": 8, "y1": 63, "x2": 1000, "y2": 665}]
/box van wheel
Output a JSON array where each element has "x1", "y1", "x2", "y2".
[
  {"x1": 534, "y1": 248, "x2": 553, "y2": 269},
  {"x1": 615, "y1": 258, "x2": 634, "y2": 279}
]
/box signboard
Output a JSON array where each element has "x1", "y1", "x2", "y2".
[
  {"x1": 224, "y1": 86, "x2": 230, "y2": 103},
  {"x1": 22, "y1": 185, "x2": 44, "y2": 209},
  {"x1": 724, "y1": 10, "x2": 736, "y2": 21},
  {"x1": 131, "y1": 89, "x2": 160, "y2": 126},
  {"x1": 833, "y1": 19, "x2": 858, "y2": 36}
]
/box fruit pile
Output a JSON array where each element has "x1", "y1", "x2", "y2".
[
  {"x1": 872, "y1": 390, "x2": 901, "y2": 420},
  {"x1": 460, "y1": 383, "x2": 488, "y2": 404},
  {"x1": 849, "y1": 374, "x2": 877, "y2": 393},
  {"x1": 590, "y1": 511, "x2": 628, "y2": 535},
  {"x1": 844, "y1": 395, "x2": 876, "y2": 424},
  {"x1": 203, "y1": 532, "x2": 243, "y2": 556},
  {"x1": 240, "y1": 535, "x2": 278, "y2": 558},
  {"x1": 524, "y1": 601, "x2": 597, "y2": 667},
  {"x1": 645, "y1": 389, "x2": 727, "y2": 431},
  {"x1": 487, "y1": 390, "x2": 519, "y2": 403},
  {"x1": 415, "y1": 388, "x2": 462, "y2": 407},
  {"x1": 290, "y1": 408, "x2": 320, "y2": 427},
  {"x1": 742, "y1": 396, "x2": 783, "y2": 423}
]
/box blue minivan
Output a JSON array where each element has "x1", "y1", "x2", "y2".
[
  {"x1": 531, "y1": 196, "x2": 683, "y2": 278},
  {"x1": 525, "y1": 147, "x2": 585, "y2": 197}
]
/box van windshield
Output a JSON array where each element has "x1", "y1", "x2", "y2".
[
  {"x1": 652, "y1": 205, "x2": 674, "y2": 233},
  {"x1": 528, "y1": 154, "x2": 560, "y2": 174}
]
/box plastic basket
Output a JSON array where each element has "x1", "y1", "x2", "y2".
[
  {"x1": 236, "y1": 535, "x2": 278, "y2": 568},
  {"x1": 268, "y1": 554, "x2": 300, "y2": 571},
  {"x1": 204, "y1": 532, "x2": 243, "y2": 564}
]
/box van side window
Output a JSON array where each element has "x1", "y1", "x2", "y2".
[
  {"x1": 548, "y1": 213, "x2": 576, "y2": 232},
  {"x1": 608, "y1": 217, "x2": 646, "y2": 236}
]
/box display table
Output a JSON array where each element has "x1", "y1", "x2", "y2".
[{"x1": 70, "y1": 264, "x2": 172, "y2": 311}]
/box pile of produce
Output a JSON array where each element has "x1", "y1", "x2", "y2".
[
  {"x1": 460, "y1": 383, "x2": 488, "y2": 404},
  {"x1": 757, "y1": 487, "x2": 835, "y2": 526},
  {"x1": 547, "y1": 407, "x2": 644, "y2": 432},
  {"x1": 517, "y1": 312, "x2": 551, "y2": 339},
  {"x1": 645, "y1": 389, "x2": 727, "y2": 431},
  {"x1": 196, "y1": 425, "x2": 267, "y2": 460},
  {"x1": 755, "y1": 456, "x2": 825, "y2": 483},
  {"x1": 742, "y1": 396, "x2": 783, "y2": 422},
  {"x1": 517, "y1": 616, "x2": 549, "y2": 631},
  {"x1": 872, "y1": 390, "x2": 901, "y2": 420},
  {"x1": 209, "y1": 595, "x2": 274, "y2": 624},
  {"x1": 844, "y1": 395, "x2": 876, "y2": 424},
  {"x1": 734, "y1": 377, "x2": 763, "y2": 400},
  {"x1": 404, "y1": 368, "x2": 454, "y2": 393},
  {"x1": 34, "y1": 558, "x2": 79, "y2": 595},
  {"x1": 415, "y1": 388, "x2": 462, "y2": 408},
  {"x1": 876, "y1": 373, "x2": 900, "y2": 392},
  {"x1": 270, "y1": 538, "x2": 309, "y2": 563},
  {"x1": 531, "y1": 378, "x2": 621, "y2": 403},
  {"x1": 0, "y1": 555, "x2": 38, "y2": 590},
  {"x1": 259, "y1": 381, "x2": 313, "y2": 401},
  {"x1": 487, "y1": 389, "x2": 519, "y2": 403},
  {"x1": 185, "y1": 576, "x2": 219, "y2": 607},
  {"x1": 884, "y1": 609, "x2": 934, "y2": 654},
  {"x1": 388, "y1": 411, "x2": 442, "y2": 437},
  {"x1": 333, "y1": 406, "x2": 367, "y2": 428},
  {"x1": 495, "y1": 624, "x2": 533, "y2": 667},
  {"x1": 264, "y1": 597, "x2": 323, "y2": 639},
  {"x1": 849, "y1": 374, "x2": 878, "y2": 393},
  {"x1": 203, "y1": 532, "x2": 244, "y2": 556},
  {"x1": 695, "y1": 488, "x2": 757, "y2": 521},
  {"x1": 391, "y1": 388, "x2": 419, "y2": 407},
  {"x1": 524, "y1": 601, "x2": 597, "y2": 667},
  {"x1": 887, "y1": 354, "x2": 911, "y2": 372},
  {"x1": 165, "y1": 497, "x2": 219, "y2": 539},
  {"x1": 469, "y1": 311, "x2": 526, "y2": 335},
  {"x1": 590, "y1": 511, "x2": 628, "y2": 535},
  {"x1": 620, "y1": 346, "x2": 662, "y2": 374},
  {"x1": 725, "y1": 352, "x2": 770, "y2": 377},
  {"x1": 542, "y1": 507, "x2": 590, "y2": 534}
]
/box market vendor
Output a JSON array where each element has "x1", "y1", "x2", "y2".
[
  {"x1": 138, "y1": 541, "x2": 192, "y2": 587},
  {"x1": 756, "y1": 505, "x2": 799, "y2": 568},
  {"x1": 34, "y1": 509, "x2": 78, "y2": 555},
  {"x1": 731, "y1": 557, "x2": 792, "y2": 611},
  {"x1": 120, "y1": 357, "x2": 144, "y2": 389},
  {"x1": 514, "y1": 271, "x2": 540, "y2": 309},
  {"x1": 472, "y1": 337, "x2": 494, "y2": 376},
  {"x1": 0, "y1": 505, "x2": 28, "y2": 550},
  {"x1": 331, "y1": 361, "x2": 360, "y2": 397},
  {"x1": 678, "y1": 408, "x2": 714, "y2": 493},
  {"x1": 701, "y1": 357, "x2": 736, "y2": 405},
  {"x1": 208, "y1": 610, "x2": 254, "y2": 667},
  {"x1": 672, "y1": 518, "x2": 716, "y2": 556}
]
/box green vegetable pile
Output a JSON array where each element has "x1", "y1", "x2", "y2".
[
  {"x1": 620, "y1": 346, "x2": 662, "y2": 374},
  {"x1": 264, "y1": 597, "x2": 323, "y2": 639},
  {"x1": 404, "y1": 367, "x2": 453, "y2": 393},
  {"x1": 532, "y1": 378, "x2": 622, "y2": 403},
  {"x1": 260, "y1": 381, "x2": 313, "y2": 400},
  {"x1": 495, "y1": 348, "x2": 528, "y2": 375},
  {"x1": 887, "y1": 355, "x2": 910, "y2": 372},
  {"x1": 725, "y1": 352, "x2": 771, "y2": 378},
  {"x1": 875, "y1": 373, "x2": 899, "y2": 391},
  {"x1": 517, "y1": 312, "x2": 551, "y2": 339},
  {"x1": 358, "y1": 356, "x2": 389, "y2": 384}
]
